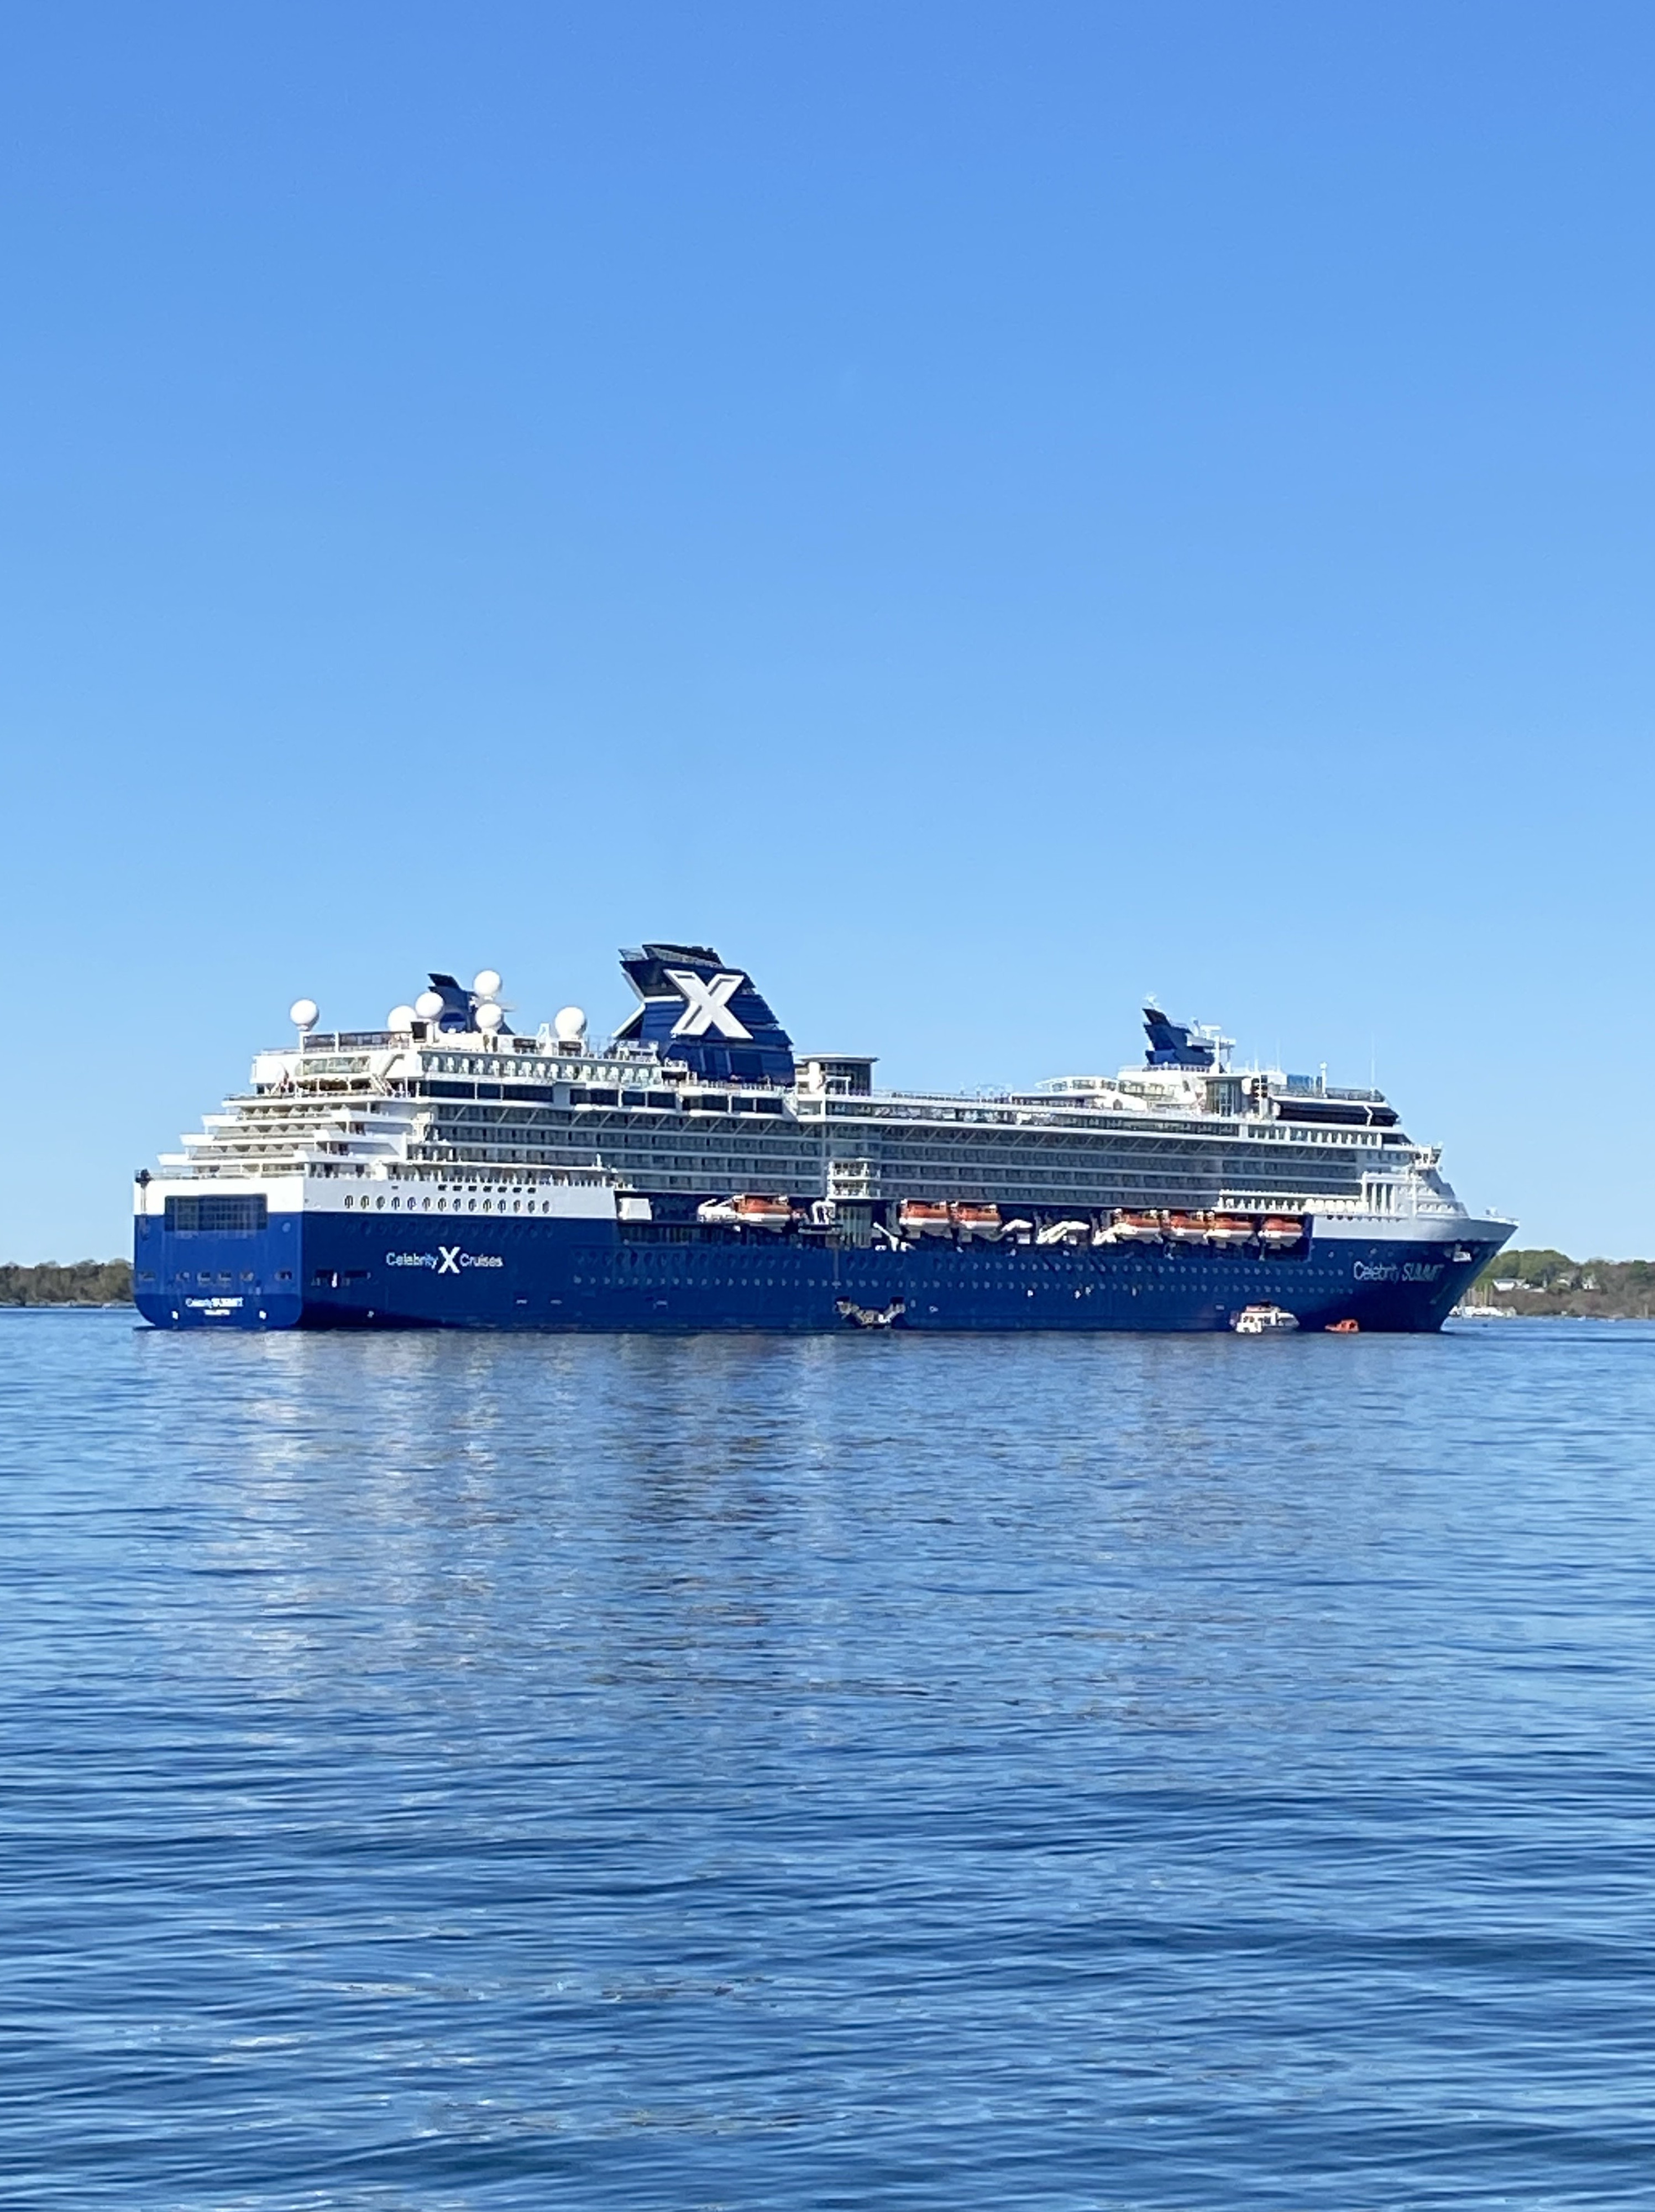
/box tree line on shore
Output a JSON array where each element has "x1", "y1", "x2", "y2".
[
  {"x1": 0, "y1": 1260, "x2": 133, "y2": 1305},
  {"x1": 1467, "y1": 1249, "x2": 1655, "y2": 1318}
]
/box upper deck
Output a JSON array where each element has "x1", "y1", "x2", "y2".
[{"x1": 138, "y1": 943, "x2": 1477, "y2": 1230}]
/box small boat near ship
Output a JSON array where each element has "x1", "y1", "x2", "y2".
[{"x1": 1233, "y1": 1304, "x2": 1300, "y2": 1334}]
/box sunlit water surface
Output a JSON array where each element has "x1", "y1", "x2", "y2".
[{"x1": 3, "y1": 1313, "x2": 1654, "y2": 2209}]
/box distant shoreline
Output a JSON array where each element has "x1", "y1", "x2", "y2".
[
  {"x1": 1463, "y1": 1247, "x2": 1655, "y2": 1321},
  {"x1": 1, "y1": 1261, "x2": 133, "y2": 1308},
  {"x1": 1454, "y1": 1309, "x2": 1655, "y2": 1322}
]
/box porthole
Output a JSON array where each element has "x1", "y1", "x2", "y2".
[
  {"x1": 376, "y1": 1196, "x2": 386, "y2": 1210},
  {"x1": 344, "y1": 1195, "x2": 354, "y2": 1209},
  {"x1": 437, "y1": 1198, "x2": 447, "y2": 1211}
]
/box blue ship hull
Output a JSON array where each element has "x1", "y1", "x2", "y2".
[{"x1": 134, "y1": 1210, "x2": 1502, "y2": 1334}]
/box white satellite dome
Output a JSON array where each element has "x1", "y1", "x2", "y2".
[
  {"x1": 289, "y1": 998, "x2": 318, "y2": 1030},
  {"x1": 386, "y1": 1005, "x2": 416, "y2": 1032},
  {"x1": 413, "y1": 990, "x2": 444, "y2": 1020},
  {"x1": 472, "y1": 968, "x2": 502, "y2": 1000},
  {"x1": 553, "y1": 1005, "x2": 586, "y2": 1042},
  {"x1": 475, "y1": 1001, "x2": 505, "y2": 1033}
]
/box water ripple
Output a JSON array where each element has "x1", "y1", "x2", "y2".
[{"x1": 2, "y1": 1314, "x2": 1654, "y2": 2206}]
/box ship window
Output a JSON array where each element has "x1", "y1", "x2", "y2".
[{"x1": 164, "y1": 1194, "x2": 269, "y2": 1233}]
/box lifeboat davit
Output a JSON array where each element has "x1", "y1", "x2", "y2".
[
  {"x1": 897, "y1": 1201, "x2": 954, "y2": 1238},
  {"x1": 1111, "y1": 1211, "x2": 1164, "y2": 1243},
  {"x1": 950, "y1": 1203, "x2": 1002, "y2": 1241},
  {"x1": 1207, "y1": 1214, "x2": 1257, "y2": 1246},
  {"x1": 1036, "y1": 1218, "x2": 1092, "y2": 1246},
  {"x1": 1258, "y1": 1214, "x2": 1304, "y2": 1249},
  {"x1": 1165, "y1": 1212, "x2": 1212, "y2": 1245}
]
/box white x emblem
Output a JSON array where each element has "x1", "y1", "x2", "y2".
[
  {"x1": 437, "y1": 1246, "x2": 462, "y2": 1275},
  {"x1": 666, "y1": 969, "x2": 751, "y2": 1040}
]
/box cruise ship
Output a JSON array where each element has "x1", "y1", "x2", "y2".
[{"x1": 133, "y1": 945, "x2": 1512, "y2": 1333}]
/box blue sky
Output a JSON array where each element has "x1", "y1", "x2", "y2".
[{"x1": 4, "y1": 2, "x2": 1652, "y2": 1260}]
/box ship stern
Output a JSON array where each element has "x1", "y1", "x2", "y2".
[{"x1": 133, "y1": 1178, "x2": 304, "y2": 1330}]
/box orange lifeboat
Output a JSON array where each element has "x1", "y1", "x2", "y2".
[
  {"x1": 1112, "y1": 1211, "x2": 1165, "y2": 1243},
  {"x1": 700, "y1": 1193, "x2": 793, "y2": 1231},
  {"x1": 1207, "y1": 1214, "x2": 1256, "y2": 1246},
  {"x1": 732, "y1": 1193, "x2": 793, "y2": 1232},
  {"x1": 1258, "y1": 1215, "x2": 1304, "y2": 1249},
  {"x1": 897, "y1": 1201, "x2": 954, "y2": 1239},
  {"x1": 1166, "y1": 1212, "x2": 1212, "y2": 1245},
  {"x1": 950, "y1": 1203, "x2": 1002, "y2": 1241},
  {"x1": 1325, "y1": 1317, "x2": 1360, "y2": 1334}
]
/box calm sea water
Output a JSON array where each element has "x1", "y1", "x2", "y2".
[{"x1": 3, "y1": 1314, "x2": 1654, "y2": 2210}]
